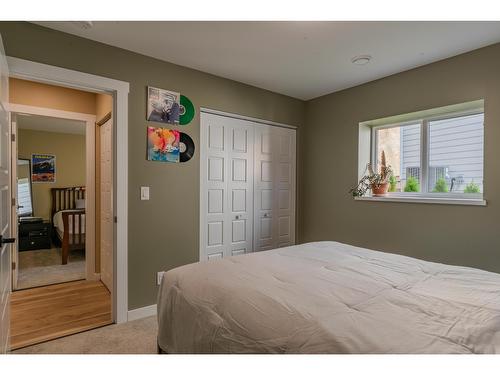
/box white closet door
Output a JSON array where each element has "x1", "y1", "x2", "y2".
[
  {"x1": 226, "y1": 119, "x2": 254, "y2": 257},
  {"x1": 253, "y1": 126, "x2": 274, "y2": 251},
  {"x1": 275, "y1": 127, "x2": 296, "y2": 248},
  {"x1": 254, "y1": 125, "x2": 296, "y2": 251},
  {"x1": 200, "y1": 113, "x2": 254, "y2": 261}
]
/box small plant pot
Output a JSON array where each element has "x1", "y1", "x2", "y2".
[{"x1": 371, "y1": 182, "x2": 389, "y2": 197}]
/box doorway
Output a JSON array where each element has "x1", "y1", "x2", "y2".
[
  {"x1": 8, "y1": 78, "x2": 114, "y2": 349},
  {"x1": 14, "y1": 113, "x2": 88, "y2": 289},
  {"x1": 0, "y1": 51, "x2": 129, "y2": 353}
]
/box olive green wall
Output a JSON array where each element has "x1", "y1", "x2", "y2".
[
  {"x1": 0, "y1": 22, "x2": 305, "y2": 309},
  {"x1": 301, "y1": 43, "x2": 500, "y2": 273}
]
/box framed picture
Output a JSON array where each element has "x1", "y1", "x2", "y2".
[
  {"x1": 147, "y1": 127, "x2": 180, "y2": 163},
  {"x1": 31, "y1": 154, "x2": 56, "y2": 183},
  {"x1": 147, "y1": 86, "x2": 180, "y2": 124}
]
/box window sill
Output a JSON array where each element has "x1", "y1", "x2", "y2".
[{"x1": 354, "y1": 195, "x2": 487, "y2": 206}]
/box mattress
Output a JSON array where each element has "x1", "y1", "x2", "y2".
[
  {"x1": 157, "y1": 241, "x2": 500, "y2": 354},
  {"x1": 53, "y1": 210, "x2": 86, "y2": 235}
]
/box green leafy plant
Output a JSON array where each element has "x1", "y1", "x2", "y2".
[
  {"x1": 464, "y1": 181, "x2": 480, "y2": 194},
  {"x1": 350, "y1": 150, "x2": 393, "y2": 197},
  {"x1": 388, "y1": 175, "x2": 397, "y2": 192},
  {"x1": 404, "y1": 176, "x2": 420, "y2": 192},
  {"x1": 432, "y1": 178, "x2": 448, "y2": 193}
]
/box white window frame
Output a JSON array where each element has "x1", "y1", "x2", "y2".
[{"x1": 358, "y1": 100, "x2": 486, "y2": 206}]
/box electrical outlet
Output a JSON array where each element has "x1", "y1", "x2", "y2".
[{"x1": 157, "y1": 271, "x2": 165, "y2": 286}]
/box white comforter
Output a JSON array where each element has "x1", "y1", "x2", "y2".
[{"x1": 157, "y1": 241, "x2": 500, "y2": 354}]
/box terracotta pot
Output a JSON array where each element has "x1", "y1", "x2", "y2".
[{"x1": 371, "y1": 182, "x2": 389, "y2": 197}]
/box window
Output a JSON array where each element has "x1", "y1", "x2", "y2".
[
  {"x1": 359, "y1": 100, "x2": 485, "y2": 204},
  {"x1": 374, "y1": 123, "x2": 421, "y2": 192},
  {"x1": 428, "y1": 113, "x2": 484, "y2": 194}
]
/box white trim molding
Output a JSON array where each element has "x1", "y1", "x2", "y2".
[
  {"x1": 355, "y1": 195, "x2": 486, "y2": 206},
  {"x1": 200, "y1": 107, "x2": 298, "y2": 129},
  {"x1": 127, "y1": 304, "x2": 157, "y2": 321},
  {"x1": 7, "y1": 56, "x2": 130, "y2": 323}
]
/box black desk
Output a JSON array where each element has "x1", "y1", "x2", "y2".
[{"x1": 18, "y1": 221, "x2": 52, "y2": 251}]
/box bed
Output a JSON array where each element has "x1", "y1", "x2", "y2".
[
  {"x1": 157, "y1": 241, "x2": 500, "y2": 354},
  {"x1": 51, "y1": 187, "x2": 86, "y2": 265}
]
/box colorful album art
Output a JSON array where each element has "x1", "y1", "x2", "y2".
[
  {"x1": 147, "y1": 86, "x2": 180, "y2": 124},
  {"x1": 31, "y1": 154, "x2": 56, "y2": 183},
  {"x1": 147, "y1": 127, "x2": 180, "y2": 163}
]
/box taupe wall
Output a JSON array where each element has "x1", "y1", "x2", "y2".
[
  {"x1": 0, "y1": 22, "x2": 305, "y2": 309},
  {"x1": 18, "y1": 129, "x2": 86, "y2": 221},
  {"x1": 301, "y1": 43, "x2": 500, "y2": 273}
]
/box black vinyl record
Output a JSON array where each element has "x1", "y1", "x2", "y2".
[{"x1": 179, "y1": 132, "x2": 195, "y2": 163}]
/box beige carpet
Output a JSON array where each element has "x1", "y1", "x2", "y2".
[
  {"x1": 18, "y1": 248, "x2": 85, "y2": 289},
  {"x1": 13, "y1": 316, "x2": 158, "y2": 354}
]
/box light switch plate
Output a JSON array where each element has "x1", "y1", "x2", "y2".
[{"x1": 140, "y1": 186, "x2": 150, "y2": 200}]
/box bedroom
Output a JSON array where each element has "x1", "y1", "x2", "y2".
[{"x1": 1, "y1": 2, "x2": 500, "y2": 374}]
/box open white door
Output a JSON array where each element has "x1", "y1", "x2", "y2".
[
  {"x1": 100, "y1": 118, "x2": 113, "y2": 293},
  {"x1": 0, "y1": 34, "x2": 13, "y2": 354}
]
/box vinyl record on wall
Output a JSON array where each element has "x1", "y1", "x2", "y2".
[
  {"x1": 179, "y1": 132, "x2": 195, "y2": 162},
  {"x1": 179, "y1": 95, "x2": 195, "y2": 125}
]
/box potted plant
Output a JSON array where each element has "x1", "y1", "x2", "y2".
[
  {"x1": 464, "y1": 181, "x2": 480, "y2": 194},
  {"x1": 350, "y1": 150, "x2": 394, "y2": 197}
]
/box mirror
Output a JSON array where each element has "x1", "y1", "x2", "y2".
[{"x1": 17, "y1": 158, "x2": 33, "y2": 217}]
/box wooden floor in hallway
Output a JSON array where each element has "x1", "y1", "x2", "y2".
[{"x1": 9, "y1": 280, "x2": 112, "y2": 350}]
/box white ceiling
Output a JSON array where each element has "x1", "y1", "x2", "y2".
[
  {"x1": 17, "y1": 113, "x2": 86, "y2": 135},
  {"x1": 35, "y1": 21, "x2": 500, "y2": 100}
]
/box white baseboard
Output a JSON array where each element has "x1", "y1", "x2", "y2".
[{"x1": 127, "y1": 304, "x2": 157, "y2": 321}]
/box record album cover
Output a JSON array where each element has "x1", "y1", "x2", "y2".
[
  {"x1": 147, "y1": 86, "x2": 180, "y2": 124},
  {"x1": 147, "y1": 126, "x2": 180, "y2": 163}
]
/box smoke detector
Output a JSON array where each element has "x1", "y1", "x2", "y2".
[
  {"x1": 351, "y1": 55, "x2": 372, "y2": 65},
  {"x1": 72, "y1": 21, "x2": 94, "y2": 30}
]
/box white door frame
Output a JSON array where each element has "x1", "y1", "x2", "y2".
[
  {"x1": 7, "y1": 57, "x2": 129, "y2": 323},
  {"x1": 9, "y1": 103, "x2": 97, "y2": 285}
]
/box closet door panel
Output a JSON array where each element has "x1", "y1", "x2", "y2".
[
  {"x1": 253, "y1": 127, "x2": 274, "y2": 251},
  {"x1": 226, "y1": 121, "x2": 254, "y2": 257},
  {"x1": 201, "y1": 113, "x2": 227, "y2": 261},
  {"x1": 254, "y1": 125, "x2": 296, "y2": 251},
  {"x1": 275, "y1": 128, "x2": 296, "y2": 248}
]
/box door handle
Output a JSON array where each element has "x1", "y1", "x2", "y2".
[{"x1": 0, "y1": 236, "x2": 15, "y2": 244}]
